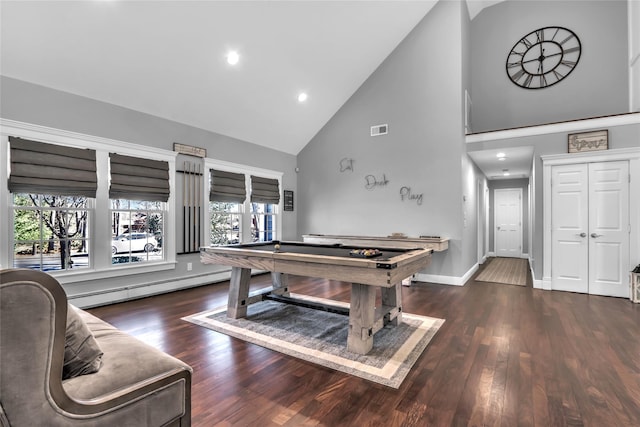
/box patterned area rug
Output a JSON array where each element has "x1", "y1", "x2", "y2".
[
  {"x1": 182, "y1": 294, "x2": 444, "y2": 388},
  {"x1": 476, "y1": 257, "x2": 529, "y2": 286}
]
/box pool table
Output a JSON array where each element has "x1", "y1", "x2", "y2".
[{"x1": 200, "y1": 241, "x2": 432, "y2": 354}]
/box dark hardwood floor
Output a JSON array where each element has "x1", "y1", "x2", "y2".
[{"x1": 89, "y1": 264, "x2": 640, "y2": 426}]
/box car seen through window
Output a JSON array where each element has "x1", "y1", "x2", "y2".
[{"x1": 111, "y1": 233, "x2": 158, "y2": 255}]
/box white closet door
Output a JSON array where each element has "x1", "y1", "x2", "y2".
[
  {"x1": 588, "y1": 161, "x2": 630, "y2": 297},
  {"x1": 551, "y1": 161, "x2": 630, "y2": 296},
  {"x1": 551, "y1": 164, "x2": 589, "y2": 293}
]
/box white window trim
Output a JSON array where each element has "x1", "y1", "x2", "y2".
[
  {"x1": 204, "y1": 158, "x2": 283, "y2": 245},
  {"x1": 0, "y1": 118, "x2": 177, "y2": 282}
]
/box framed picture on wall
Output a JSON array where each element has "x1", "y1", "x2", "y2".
[
  {"x1": 568, "y1": 130, "x2": 608, "y2": 153},
  {"x1": 283, "y1": 190, "x2": 294, "y2": 211}
]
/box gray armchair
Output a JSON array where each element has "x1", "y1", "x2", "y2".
[{"x1": 0, "y1": 269, "x2": 192, "y2": 426}]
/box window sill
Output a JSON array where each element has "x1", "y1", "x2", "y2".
[{"x1": 50, "y1": 261, "x2": 177, "y2": 284}]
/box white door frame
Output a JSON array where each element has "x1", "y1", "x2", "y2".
[
  {"x1": 542, "y1": 147, "x2": 640, "y2": 291},
  {"x1": 494, "y1": 187, "x2": 523, "y2": 258},
  {"x1": 477, "y1": 179, "x2": 487, "y2": 264}
]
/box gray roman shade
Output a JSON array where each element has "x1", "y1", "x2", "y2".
[
  {"x1": 209, "y1": 169, "x2": 246, "y2": 203},
  {"x1": 109, "y1": 153, "x2": 170, "y2": 202},
  {"x1": 250, "y1": 175, "x2": 280, "y2": 204},
  {"x1": 8, "y1": 136, "x2": 97, "y2": 197}
]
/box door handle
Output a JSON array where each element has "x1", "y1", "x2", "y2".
[
  {"x1": 591, "y1": 233, "x2": 602, "y2": 238},
  {"x1": 578, "y1": 232, "x2": 587, "y2": 238}
]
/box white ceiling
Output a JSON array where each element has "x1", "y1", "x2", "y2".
[
  {"x1": 2, "y1": 0, "x2": 517, "y2": 177},
  {"x1": 1, "y1": 0, "x2": 445, "y2": 155},
  {"x1": 467, "y1": 146, "x2": 534, "y2": 180}
]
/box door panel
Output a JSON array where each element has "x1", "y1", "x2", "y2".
[
  {"x1": 551, "y1": 164, "x2": 589, "y2": 293},
  {"x1": 495, "y1": 188, "x2": 522, "y2": 257},
  {"x1": 588, "y1": 161, "x2": 629, "y2": 297}
]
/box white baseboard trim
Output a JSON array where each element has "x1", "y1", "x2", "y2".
[
  {"x1": 529, "y1": 259, "x2": 551, "y2": 290},
  {"x1": 70, "y1": 262, "x2": 486, "y2": 307},
  {"x1": 415, "y1": 263, "x2": 478, "y2": 286},
  {"x1": 486, "y1": 252, "x2": 529, "y2": 259},
  {"x1": 68, "y1": 269, "x2": 234, "y2": 308}
]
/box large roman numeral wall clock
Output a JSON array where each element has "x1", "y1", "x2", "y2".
[{"x1": 506, "y1": 26, "x2": 581, "y2": 89}]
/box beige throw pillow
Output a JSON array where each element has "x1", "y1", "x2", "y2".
[{"x1": 63, "y1": 304, "x2": 103, "y2": 380}]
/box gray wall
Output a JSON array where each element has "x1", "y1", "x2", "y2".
[
  {"x1": 471, "y1": 0, "x2": 629, "y2": 133},
  {"x1": 1, "y1": 76, "x2": 298, "y2": 301},
  {"x1": 297, "y1": 1, "x2": 475, "y2": 279}
]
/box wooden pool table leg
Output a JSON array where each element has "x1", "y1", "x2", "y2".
[
  {"x1": 271, "y1": 272, "x2": 290, "y2": 297},
  {"x1": 347, "y1": 283, "x2": 376, "y2": 355},
  {"x1": 227, "y1": 266, "x2": 251, "y2": 318},
  {"x1": 381, "y1": 282, "x2": 403, "y2": 326}
]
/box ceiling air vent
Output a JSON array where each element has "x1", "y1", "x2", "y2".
[{"x1": 370, "y1": 124, "x2": 388, "y2": 137}]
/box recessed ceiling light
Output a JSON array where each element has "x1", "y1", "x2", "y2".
[
  {"x1": 297, "y1": 92, "x2": 308, "y2": 103},
  {"x1": 503, "y1": 172, "x2": 511, "y2": 176},
  {"x1": 496, "y1": 152, "x2": 506, "y2": 158},
  {"x1": 226, "y1": 51, "x2": 239, "y2": 65}
]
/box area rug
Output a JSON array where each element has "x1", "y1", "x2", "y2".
[
  {"x1": 182, "y1": 294, "x2": 444, "y2": 388},
  {"x1": 476, "y1": 257, "x2": 529, "y2": 286}
]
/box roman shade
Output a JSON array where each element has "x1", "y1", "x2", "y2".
[
  {"x1": 250, "y1": 175, "x2": 280, "y2": 204},
  {"x1": 109, "y1": 153, "x2": 170, "y2": 202},
  {"x1": 209, "y1": 169, "x2": 246, "y2": 203},
  {"x1": 8, "y1": 136, "x2": 97, "y2": 197}
]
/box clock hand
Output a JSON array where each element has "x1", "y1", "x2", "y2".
[
  {"x1": 521, "y1": 50, "x2": 562, "y2": 65},
  {"x1": 522, "y1": 57, "x2": 542, "y2": 65},
  {"x1": 546, "y1": 51, "x2": 562, "y2": 57}
]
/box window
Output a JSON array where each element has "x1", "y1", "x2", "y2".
[
  {"x1": 208, "y1": 168, "x2": 246, "y2": 246},
  {"x1": 110, "y1": 199, "x2": 164, "y2": 265},
  {"x1": 109, "y1": 153, "x2": 169, "y2": 265},
  {"x1": 8, "y1": 136, "x2": 96, "y2": 272},
  {"x1": 251, "y1": 202, "x2": 276, "y2": 242},
  {"x1": 250, "y1": 175, "x2": 280, "y2": 242},
  {"x1": 210, "y1": 201, "x2": 243, "y2": 245},
  {"x1": 205, "y1": 161, "x2": 282, "y2": 246},
  {"x1": 1, "y1": 121, "x2": 176, "y2": 277},
  {"x1": 12, "y1": 193, "x2": 91, "y2": 271}
]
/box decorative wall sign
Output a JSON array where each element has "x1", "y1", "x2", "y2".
[
  {"x1": 400, "y1": 186, "x2": 423, "y2": 205},
  {"x1": 283, "y1": 190, "x2": 294, "y2": 211},
  {"x1": 173, "y1": 142, "x2": 207, "y2": 158},
  {"x1": 568, "y1": 129, "x2": 608, "y2": 153},
  {"x1": 365, "y1": 174, "x2": 389, "y2": 190},
  {"x1": 340, "y1": 158, "x2": 354, "y2": 172}
]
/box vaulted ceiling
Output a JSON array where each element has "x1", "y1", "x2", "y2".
[{"x1": 1, "y1": 1, "x2": 506, "y2": 156}]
